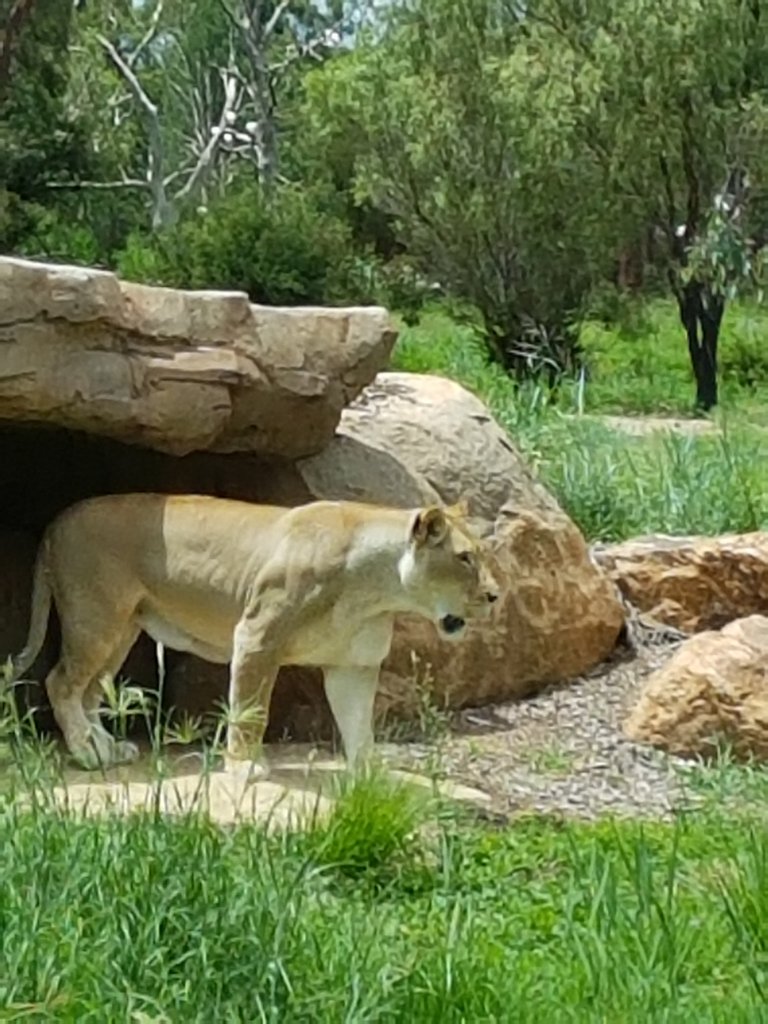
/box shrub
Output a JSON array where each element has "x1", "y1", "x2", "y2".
[{"x1": 117, "y1": 183, "x2": 374, "y2": 306}]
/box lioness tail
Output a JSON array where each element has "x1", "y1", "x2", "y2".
[{"x1": 8, "y1": 541, "x2": 52, "y2": 682}]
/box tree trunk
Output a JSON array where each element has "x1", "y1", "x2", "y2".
[
  {"x1": 677, "y1": 281, "x2": 723, "y2": 411},
  {"x1": 0, "y1": 0, "x2": 37, "y2": 98}
]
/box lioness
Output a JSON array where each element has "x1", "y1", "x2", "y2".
[{"x1": 9, "y1": 494, "x2": 500, "y2": 772}]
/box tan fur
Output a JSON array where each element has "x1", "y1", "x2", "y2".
[{"x1": 10, "y1": 494, "x2": 500, "y2": 771}]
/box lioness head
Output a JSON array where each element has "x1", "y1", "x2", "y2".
[{"x1": 399, "y1": 500, "x2": 501, "y2": 640}]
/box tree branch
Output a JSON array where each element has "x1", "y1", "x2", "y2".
[
  {"x1": 658, "y1": 154, "x2": 679, "y2": 244},
  {"x1": 98, "y1": 32, "x2": 172, "y2": 227},
  {"x1": 175, "y1": 70, "x2": 240, "y2": 206},
  {"x1": 127, "y1": 0, "x2": 165, "y2": 69},
  {"x1": 681, "y1": 92, "x2": 700, "y2": 240},
  {"x1": 47, "y1": 178, "x2": 148, "y2": 191},
  {"x1": 263, "y1": 0, "x2": 290, "y2": 42}
]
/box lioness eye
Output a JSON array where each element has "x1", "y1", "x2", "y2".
[{"x1": 458, "y1": 552, "x2": 473, "y2": 565}]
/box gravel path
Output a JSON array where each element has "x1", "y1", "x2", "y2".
[{"x1": 388, "y1": 637, "x2": 698, "y2": 822}]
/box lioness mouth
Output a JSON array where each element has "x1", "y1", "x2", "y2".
[{"x1": 440, "y1": 614, "x2": 466, "y2": 636}]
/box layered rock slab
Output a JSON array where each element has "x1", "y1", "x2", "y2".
[{"x1": 0, "y1": 256, "x2": 396, "y2": 457}]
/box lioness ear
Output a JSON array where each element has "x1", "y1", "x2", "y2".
[{"x1": 411, "y1": 506, "x2": 449, "y2": 547}]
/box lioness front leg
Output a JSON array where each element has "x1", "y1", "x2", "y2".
[{"x1": 323, "y1": 665, "x2": 380, "y2": 771}]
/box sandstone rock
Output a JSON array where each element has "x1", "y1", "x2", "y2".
[
  {"x1": 624, "y1": 615, "x2": 768, "y2": 760},
  {"x1": 298, "y1": 372, "x2": 560, "y2": 520},
  {"x1": 41, "y1": 745, "x2": 493, "y2": 829},
  {"x1": 593, "y1": 533, "x2": 768, "y2": 633},
  {"x1": 0, "y1": 256, "x2": 396, "y2": 458}
]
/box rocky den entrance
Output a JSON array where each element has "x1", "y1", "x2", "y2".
[{"x1": 0, "y1": 255, "x2": 624, "y2": 759}]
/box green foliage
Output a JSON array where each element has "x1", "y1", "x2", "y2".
[
  {"x1": 520, "y1": 0, "x2": 768, "y2": 403},
  {"x1": 301, "y1": 0, "x2": 768, "y2": 395},
  {"x1": 2, "y1": 770, "x2": 768, "y2": 1020},
  {"x1": 304, "y1": 2, "x2": 609, "y2": 372},
  {"x1": 305, "y1": 768, "x2": 429, "y2": 878},
  {"x1": 0, "y1": 0, "x2": 92, "y2": 248},
  {"x1": 13, "y1": 205, "x2": 103, "y2": 265},
  {"x1": 393, "y1": 305, "x2": 768, "y2": 541},
  {"x1": 117, "y1": 183, "x2": 374, "y2": 305}
]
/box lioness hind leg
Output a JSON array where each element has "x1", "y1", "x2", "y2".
[
  {"x1": 46, "y1": 660, "x2": 119, "y2": 770},
  {"x1": 81, "y1": 627, "x2": 142, "y2": 766},
  {"x1": 323, "y1": 666, "x2": 379, "y2": 771},
  {"x1": 47, "y1": 613, "x2": 141, "y2": 771}
]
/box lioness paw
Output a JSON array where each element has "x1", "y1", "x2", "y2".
[{"x1": 69, "y1": 733, "x2": 140, "y2": 771}]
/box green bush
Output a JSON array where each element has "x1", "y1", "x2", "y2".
[
  {"x1": 13, "y1": 204, "x2": 103, "y2": 265},
  {"x1": 304, "y1": 769, "x2": 428, "y2": 879},
  {"x1": 117, "y1": 183, "x2": 375, "y2": 306}
]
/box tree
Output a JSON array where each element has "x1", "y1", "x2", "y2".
[
  {"x1": 524, "y1": 0, "x2": 768, "y2": 409},
  {"x1": 0, "y1": 0, "x2": 93, "y2": 250},
  {"x1": 53, "y1": 0, "x2": 354, "y2": 232},
  {"x1": 305, "y1": 0, "x2": 768, "y2": 401},
  {"x1": 302, "y1": 0, "x2": 617, "y2": 376}
]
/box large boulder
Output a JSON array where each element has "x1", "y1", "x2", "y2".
[
  {"x1": 593, "y1": 533, "x2": 768, "y2": 633},
  {"x1": 0, "y1": 256, "x2": 396, "y2": 458},
  {"x1": 298, "y1": 372, "x2": 622, "y2": 714},
  {"x1": 164, "y1": 373, "x2": 625, "y2": 733},
  {"x1": 625, "y1": 615, "x2": 768, "y2": 760},
  {"x1": 298, "y1": 372, "x2": 560, "y2": 519}
]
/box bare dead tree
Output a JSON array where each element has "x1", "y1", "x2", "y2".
[
  {"x1": 51, "y1": 0, "x2": 244, "y2": 230},
  {"x1": 97, "y1": 31, "x2": 244, "y2": 228},
  {"x1": 52, "y1": 0, "x2": 348, "y2": 225},
  {"x1": 218, "y1": 0, "x2": 345, "y2": 191}
]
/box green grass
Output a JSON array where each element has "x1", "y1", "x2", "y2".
[
  {"x1": 578, "y1": 297, "x2": 768, "y2": 418},
  {"x1": 392, "y1": 303, "x2": 768, "y2": 541},
  {"x1": 2, "y1": 295, "x2": 767, "y2": 1020},
  {"x1": 1, "y1": 762, "x2": 768, "y2": 1022}
]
